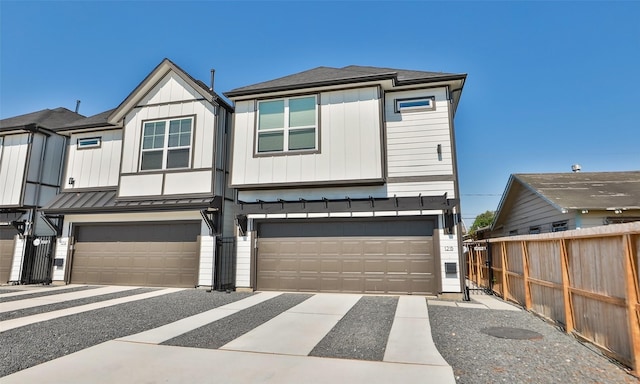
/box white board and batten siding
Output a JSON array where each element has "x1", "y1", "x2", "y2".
[
  {"x1": 231, "y1": 87, "x2": 382, "y2": 187},
  {"x1": 0, "y1": 133, "x2": 29, "y2": 206},
  {"x1": 118, "y1": 72, "x2": 217, "y2": 198},
  {"x1": 65, "y1": 130, "x2": 122, "y2": 189}
]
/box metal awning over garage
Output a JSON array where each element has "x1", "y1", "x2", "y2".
[
  {"x1": 43, "y1": 190, "x2": 221, "y2": 214},
  {"x1": 255, "y1": 217, "x2": 439, "y2": 295}
]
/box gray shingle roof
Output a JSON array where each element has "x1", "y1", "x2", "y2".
[
  {"x1": 225, "y1": 65, "x2": 466, "y2": 98},
  {"x1": 58, "y1": 109, "x2": 117, "y2": 130},
  {"x1": 514, "y1": 171, "x2": 640, "y2": 210},
  {"x1": 0, "y1": 108, "x2": 85, "y2": 132}
]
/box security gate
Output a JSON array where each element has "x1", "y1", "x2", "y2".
[
  {"x1": 214, "y1": 237, "x2": 236, "y2": 291},
  {"x1": 21, "y1": 235, "x2": 56, "y2": 284}
]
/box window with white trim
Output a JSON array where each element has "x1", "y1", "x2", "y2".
[
  {"x1": 257, "y1": 95, "x2": 317, "y2": 154},
  {"x1": 395, "y1": 96, "x2": 435, "y2": 113},
  {"x1": 140, "y1": 117, "x2": 192, "y2": 170},
  {"x1": 77, "y1": 137, "x2": 101, "y2": 149}
]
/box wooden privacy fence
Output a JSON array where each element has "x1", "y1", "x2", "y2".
[{"x1": 466, "y1": 222, "x2": 640, "y2": 373}]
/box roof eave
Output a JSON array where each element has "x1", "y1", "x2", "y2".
[{"x1": 224, "y1": 73, "x2": 397, "y2": 99}]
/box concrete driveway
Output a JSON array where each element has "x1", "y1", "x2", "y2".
[{"x1": 1, "y1": 286, "x2": 456, "y2": 383}]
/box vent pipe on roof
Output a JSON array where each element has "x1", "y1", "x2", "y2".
[
  {"x1": 75, "y1": 100, "x2": 81, "y2": 113},
  {"x1": 571, "y1": 164, "x2": 582, "y2": 172},
  {"x1": 210, "y1": 69, "x2": 215, "y2": 91}
]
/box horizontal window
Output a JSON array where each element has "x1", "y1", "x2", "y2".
[
  {"x1": 140, "y1": 117, "x2": 192, "y2": 171},
  {"x1": 552, "y1": 221, "x2": 568, "y2": 232},
  {"x1": 256, "y1": 95, "x2": 317, "y2": 154},
  {"x1": 77, "y1": 137, "x2": 101, "y2": 149},
  {"x1": 395, "y1": 96, "x2": 435, "y2": 113}
]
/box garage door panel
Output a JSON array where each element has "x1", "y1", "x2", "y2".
[
  {"x1": 320, "y1": 259, "x2": 340, "y2": 273},
  {"x1": 299, "y1": 259, "x2": 320, "y2": 273},
  {"x1": 342, "y1": 259, "x2": 363, "y2": 273},
  {"x1": 257, "y1": 220, "x2": 438, "y2": 295},
  {"x1": 71, "y1": 223, "x2": 199, "y2": 288}
]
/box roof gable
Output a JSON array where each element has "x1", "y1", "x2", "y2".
[
  {"x1": 492, "y1": 171, "x2": 640, "y2": 229},
  {"x1": 108, "y1": 58, "x2": 227, "y2": 125}
]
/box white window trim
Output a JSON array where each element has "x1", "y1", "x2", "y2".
[
  {"x1": 395, "y1": 96, "x2": 436, "y2": 113},
  {"x1": 77, "y1": 137, "x2": 101, "y2": 149},
  {"x1": 140, "y1": 117, "x2": 193, "y2": 171},
  {"x1": 255, "y1": 95, "x2": 318, "y2": 155}
]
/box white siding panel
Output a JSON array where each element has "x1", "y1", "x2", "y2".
[
  {"x1": 238, "y1": 185, "x2": 387, "y2": 202},
  {"x1": 198, "y1": 235, "x2": 215, "y2": 286},
  {"x1": 386, "y1": 181, "x2": 456, "y2": 198},
  {"x1": 386, "y1": 88, "x2": 454, "y2": 178},
  {"x1": 164, "y1": 171, "x2": 212, "y2": 195},
  {"x1": 9, "y1": 236, "x2": 25, "y2": 282},
  {"x1": 119, "y1": 174, "x2": 163, "y2": 197},
  {"x1": 230, "y1": 87, "x2": 382, "y2": 187},
  {"x1": 439, "y1": 227, "x2": 461, "y2": 293},
  {"x1": 0, "y1": 134, "x2": 29, "y2": 206},
  {"x1": 52, "y1": 236, "x2": 69, "y2": 281},
  {"x1": 235, "y1": 233, "x2": 252, "y2": 288},
  {"x1": 65, "y1": 130, "x2": 122, "y2": 189}
]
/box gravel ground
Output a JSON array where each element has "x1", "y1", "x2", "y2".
[
  {"x1": 0, "y1": 285, "x2": 97, "y2": 303},
  {"x1": 0, "y1": 288, "x2": 157, "y2": 321},
  {"x1": 0, "y1": 290, "x2": 252, "y2": 377},
  {"x1": 164, "y1": 293, "x2": 312, "y2": 349},
  {"x1": 428, "y1": 302, "x2": 638, "y2": 384},
  {"x1": 2, "y1": 288, "x2": 638, "y2": 382},
  {"x1": 310, "y1": 295, "x2": 397, "y2": 361}
]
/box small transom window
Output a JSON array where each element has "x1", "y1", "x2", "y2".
[
  {"x1": 140, "y1": 117, "x2": 193, "y2": 170},
  {"x1": 256, "y1": 95, "x2": 317, "y2": 154},
  {"x1": 552, "y1": 221, "x2": 568, "y2": 232},
  {"x1": 395, "y1": 96, "x2": 435, "y2": 113},
  {"x1": 77, "y1": 137, "x2": 101, "y2": 149}
]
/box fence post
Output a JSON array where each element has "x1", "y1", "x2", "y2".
[
  {"x1": 501, "y1": 242, "x2": 509, "y2": 301},
  {"x1": 521, "y1": 240, "x2": 532, "y2": 310},
  {"x1": 475, "y1": 246, "x2": 482, "y2": 287},
  {"x1": 623, "y1": 234, "x2": 640, "y2": 372},
  {"x1": 560, "y1": 239, "x2": 574, "y2": 333}
]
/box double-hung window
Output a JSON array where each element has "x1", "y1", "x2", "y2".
[
  {"x1": 257, "y1": 95, "x2": 317, "y2": 154},
  {"x1": 141, "y1": 117, "x2": 192, "y2": 170}
]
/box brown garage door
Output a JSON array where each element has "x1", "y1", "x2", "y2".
[
  {"x1": 1, "y1": 228, "x2": 16, "y2": 284},
  {"x1": 256, "y1": 218, "x2": 438, "y2": 295},
  {"x1": 71, "y1": 222, "x2": 200, "y2": 288}
]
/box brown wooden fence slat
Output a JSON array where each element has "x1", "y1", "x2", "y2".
[{"x1": 464, "y1": 222, "x2": 640, "y2": 374}]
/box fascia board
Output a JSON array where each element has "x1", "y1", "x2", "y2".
[{"x1": 107, "y1": 59, "x2": 215, "y2": 125}]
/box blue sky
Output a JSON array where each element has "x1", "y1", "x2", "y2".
[{"x1": 1, "y1": 1, "x2": 639, "y2": 225}]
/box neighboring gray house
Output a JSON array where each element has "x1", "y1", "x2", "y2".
[
  {"x1": 225, "y1": 65, "x2": 467, "y2": 296},
  {"x1": 0, "y1": 107, "x2": 84, "y2": 284},
  {"x1": 491, "y1": 171, "x2": 640, "y2": 237},
  {"x1": 41, "y1": 59, "x2": 235, "y2": 288}
]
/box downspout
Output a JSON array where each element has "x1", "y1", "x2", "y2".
[{"x1": 447, "y1": 85, "x2": 466, "y2": 296}]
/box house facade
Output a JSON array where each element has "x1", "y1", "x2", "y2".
[
  {"x1": 225, "y1": 65, "x2": 467, "y2": 295},
  {"x1": 490, "y1": 171, "x2": 640, "y2": 237},
  {"x1": 0, "y1": 108, "x2": 84, "y2": 284},
  {"x1": 41, "y1": 59, "x2": 234, "y2": 288}
]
